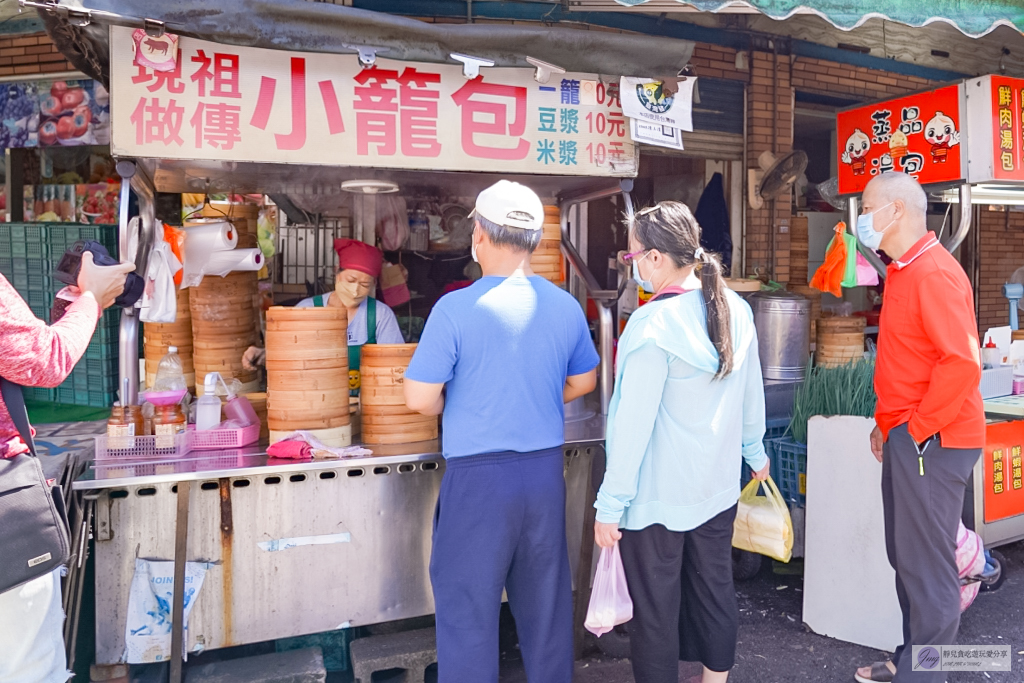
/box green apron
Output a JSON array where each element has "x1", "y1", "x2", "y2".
[{"x1": 314, "y1": 294, "x2": 376, "y2": 397}]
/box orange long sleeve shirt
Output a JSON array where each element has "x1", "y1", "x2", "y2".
[{"x1": 874, "y1": 232, "x2": 986, "y2": 449}]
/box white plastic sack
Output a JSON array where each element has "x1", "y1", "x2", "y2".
[
  {"x1": 957, "y1": 521, "x2": 986, "y2": 612},
  {"x1": 732, "y1": 477, "x2": 794, "y2": 563},
  {"x1": 124, "y1": 558, "x2": 210, "y2": 663},
  {"x1": 140, "y1": 240, "x2": 182, "y2": 323},
  {"x1": 377, "y1": 194, "x2": 408, "y2": 251},
  {"x1": 584, "y1": 543, "x2": 633, "y2": 637}
]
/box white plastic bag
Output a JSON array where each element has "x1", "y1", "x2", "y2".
[
  {"x1": 140, "y1": 239, "x2": 182, "y2": 323},
  {"x1": 377, "y1": 194, "x2": 409, "y2": 251},
  {"x1": 732, "y1": 476, "x2": 794, "y2": 563},
  {"x1": 584, "y1": 543, "x2": 633, "y2": 637},
  {"x1": 956, "y1": 521, "x2": 986, "y2": 612},
  {"x1": 124, "y1": 558, "x2": 210, "y2": 663}
]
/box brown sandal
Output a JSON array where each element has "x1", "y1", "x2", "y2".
[{"x1": 854, "y1": 661, "x2": 895, "y2": 683}]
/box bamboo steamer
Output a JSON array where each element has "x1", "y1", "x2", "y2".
[
  {"x1": 1013, "y1": 330, "x2": 1024, "y2": 342},
  {"x1": 531, "y1": 205, "x2": 564, "y2": 284},
  {"x1": 190, "y1": 271, "x2": 259, "y2": 388},
  {"x1": 816, "y1": 316, "x2": 866, "y2": 367},
  {"x1": 788, "y1": 283, "x2": 822, "y2": 340},
  {"x1": 265, "y1": 306, "x2": 350, "y2": 439},
  {"x1": 144, "y1": 288, "x2": 195, "y2": 389},
  {"x1": 790, "y1": 216, "x2": 810, "y2": 285},
  {"x1": 360, "y1": 343, "x2": 438, "y2": 444}
]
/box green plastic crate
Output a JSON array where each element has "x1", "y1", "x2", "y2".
[
  {"x1": 0, "y1": 256, "x2": 11, "y2": 275},
  {"x1": 23, "y1": 387, "x2": 54, "y2": 402},
  {"x1": 0, "y1": 225, "x2": 10, "y2": 243},
  {"x1": 55, "y1": 385, "x2": 76, "y2": 405},
  {"x1": 9, "y1": 225, "x2": 25, "y2": 242},
  {"x1": 24, "y1": 225, "x2": 47, "y2": 243}
]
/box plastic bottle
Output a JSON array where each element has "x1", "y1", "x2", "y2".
[
  {"x1": 153, "y1": 346, "x2": 187, "y2": 392},
  {"x1": 1014, "y1": 362, "x2": 1024, "y2": 396},
  {"x1": 195, "y1": 373, "x2": 223, "y2": 431},
  {"x1": 220, "y1": 378, "x2": 259, "y2": 427},
  {"x1": 982, "y1": 337, "x2": 1000, "y2": 370}
]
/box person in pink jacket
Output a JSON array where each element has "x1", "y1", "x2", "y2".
[{"x1": 0, "y1": 251, "x2": 133, "y2": 683}]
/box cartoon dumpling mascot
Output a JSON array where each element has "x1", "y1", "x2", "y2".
[
  {"x1": 841, "y1": 129, "x2": 871, "y2": 176},
  {"x1": 924, "y1": 111, "x2": 960, "y2": 163}
]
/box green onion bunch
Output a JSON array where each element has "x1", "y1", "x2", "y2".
[{"x1": 788, "y1": 358, "x2": 876, "y2": 444}]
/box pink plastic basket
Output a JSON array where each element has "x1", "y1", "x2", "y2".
[{"x1": 188, "y1": 422, "x2": 261, "y2": 450}]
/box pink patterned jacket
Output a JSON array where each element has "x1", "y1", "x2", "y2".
[{"x1": 0, "y1": 274, "x2": 100, "y2": 458}]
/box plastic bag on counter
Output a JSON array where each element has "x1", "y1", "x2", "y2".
[
  {"x1": 584, "y1": 543, "x2": 633, "y2": 637},
  {"x1": 377, "y1": 194, "x2": 409, "y2": 251}
]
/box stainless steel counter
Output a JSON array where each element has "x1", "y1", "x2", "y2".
[
  {"x1": 78, "y1": 412, "x2": 606, "y2": 665},
  {"x1": 74, "y1": 413, "x2": 605, "y2": 491}
]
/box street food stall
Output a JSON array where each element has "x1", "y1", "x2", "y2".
[
  {"x1": 45, "y1": 15, "x2": 697, "y2": 678},
  {"x1": 835, "y1": 77, "x2": 1024, "y2": 553}
]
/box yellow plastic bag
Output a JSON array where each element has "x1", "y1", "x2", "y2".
[{"x1": 732, "y1": 476, "x2": 794, "y2": 563}]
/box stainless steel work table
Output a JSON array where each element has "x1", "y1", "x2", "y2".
[{"x1": 74, "y1": 413, "x2": 606, "y2": 667}]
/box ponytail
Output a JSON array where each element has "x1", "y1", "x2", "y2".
[
  {"x1": 630, "y1": 201, "x2": 734, "y2": 379},
  {"x1": 697, "y1": 249, "x2": 733, "y2": 379}
]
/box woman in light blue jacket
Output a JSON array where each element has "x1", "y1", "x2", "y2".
[{"x1": 594, "y1": 201, "x2": 770, "y2": 683}]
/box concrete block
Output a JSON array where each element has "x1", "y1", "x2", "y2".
[
  {"x1": 184, "y1": 647, "x2": 326, "y2": 683},
  {"x1": 91, "y1": 664, "x2": 129, "y2": 681},
  {"x1": 350, "y1": 628, "x2": 437, "y2": 683}
]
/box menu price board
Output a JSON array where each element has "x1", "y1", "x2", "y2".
[
  {"x1": 109, "y1": 26, "x2": 636, "y2": 177},
  {"x1": 836, "y1": 84, "x2": 965, "y2": 195}
]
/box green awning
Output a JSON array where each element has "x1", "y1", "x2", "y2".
[{"x1": 613, "y1": 1, "x2": 1024, "y2": 38}]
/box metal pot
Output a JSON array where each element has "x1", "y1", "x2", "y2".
[{"x1": 748, "y1": 291, "x2": 810, "y2": 383}]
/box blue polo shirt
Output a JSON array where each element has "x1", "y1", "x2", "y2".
[{"x1": 405, "y1": 275, "x2": 599, "y2": 459}]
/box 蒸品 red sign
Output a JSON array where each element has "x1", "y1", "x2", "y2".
[{"x1": 836, "y1": 84, "x2": 965, "y2": 195}]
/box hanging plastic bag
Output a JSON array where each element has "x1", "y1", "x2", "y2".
[
  {"x1": 377, "y1": 194, "x2": 409, "y2": 251},
  {"x1": 956, "y1": 521, "x2": 986, "y2": 612},
  {"x1": 140, "y1": 239, "x2": 182, "y2": 323},
  {"x1": 809, "y1": 222, "x2": 848, "y2": 297},
  {"x1": 840, "y1": 230, "x2": 859, "y2": 288},
  {"x1": 584, "y1": 543, "x2": 633, "y2": 637},
  {"x1": 855, "y1": 252, "x2": 880, "y2": 286},
  {"x1": 732, "y1": 476, "x2": 794, "y2": 563}
]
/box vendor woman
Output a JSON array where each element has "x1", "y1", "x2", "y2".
[{"x1": 242, "y1": 239, "x2": 404, "y2": 393}]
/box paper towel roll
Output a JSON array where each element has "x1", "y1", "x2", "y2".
[
  {"x1": 203, "y1": 248, "x2": 264, "y2": 277},
  {"x1": 184, "y1": 221, "x2": 238, "y2": 252}
]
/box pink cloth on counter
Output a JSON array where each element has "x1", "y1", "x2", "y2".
[
  {"x1": 0, "y1": 274, "x2": 101, "y2": 459},
  {"x1": 266, "y1": 440, "x2": 313, "y2": 459}
]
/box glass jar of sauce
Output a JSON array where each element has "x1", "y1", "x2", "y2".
[
  {"x1": 153, "y1": 403, "x2": 187, "y2": 449},
  {"x1": 107, "y1": 404, "x2": 144, "y2": 450}
]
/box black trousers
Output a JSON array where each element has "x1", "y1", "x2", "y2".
[
  {"x1": 882, "y1": 424, "x2": 981, "y2": 683},
  {"x1": 618, "y1": 506, "x2": 739, "y2": 683}
]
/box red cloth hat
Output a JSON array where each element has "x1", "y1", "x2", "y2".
[{"x1": 334, "y1": 239, "x2": 383, "y2": 278}]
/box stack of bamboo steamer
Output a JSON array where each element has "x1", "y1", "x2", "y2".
[
  {"x1": 265, "y1": 307, "x2": 351, "y2": 447},
  {"x1": 788, "y1": 283, "x2": 822, "y2": 340},
  {"x1": 190, "y1": 270, "x2": 260, "y2": 394},
  {"x1": 530, "y1": 205, "x2": 564, "y2": 284},
  {"x1": 361, "y1": 344, "x2": 438, "y2": 445},
  {"x1": 790, "y1": 215, "x2": 809, "y2": 285},
  {"x1": 816, "y1": 316, "x2": 866, "y2": 367},
  {"x1": 203, "y1": 202, "x2": 260, "y2": 248},
  {"x1": 144, "y1": 288, "x2": 195, "y2": 390}
]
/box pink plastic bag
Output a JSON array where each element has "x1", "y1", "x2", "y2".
[
  {"x1": 956, "y1": 521, "x2": 986, "y2": 612},
  {"x1": 584, "y1": 543, "x2": 633, "y2": 637},
  {"x1": 855, "y1": 252, "x2": 879, "y2": 286}
]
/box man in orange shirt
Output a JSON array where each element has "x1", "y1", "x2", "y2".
[{"x1": 854, "y1": 172, "x2": 984, "y2": 683}]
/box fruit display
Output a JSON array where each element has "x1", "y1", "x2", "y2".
[
  {"x1": 23, "y1": 183, "x2": 120, "y2": 223},
  {"x1": 0, "y1": 82, "x2": 39, "y2": 148},
  {"x1": 36, "y1": 79, "x2": 110, "y2": 147}
]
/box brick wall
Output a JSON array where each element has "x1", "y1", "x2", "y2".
[
  {"x1": 0, "y1": 32, "x2": 75, "y2": 77},
  {"x1": 977, "y1": 209, "x2": 1024, "y2": 332}
]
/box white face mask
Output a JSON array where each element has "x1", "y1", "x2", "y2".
[
  {"x1": 856, "y1": 202, "x2": 896, "y2": 252},
  {"x1": 471, "y1": 242, "x2": 479, "y2": 263}
]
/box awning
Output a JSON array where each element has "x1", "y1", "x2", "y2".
[
  {"x1": 34, "y1": 0, "x2": 695, "y2": 88},
  {"x1": 610, "y1": 0, "x2": 1024, "y2": 38}
]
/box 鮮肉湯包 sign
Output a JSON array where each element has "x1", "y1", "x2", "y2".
[
  {"x1": 836, "y1": 84, "x2": 965, "y2": 195},
  {"x1": 109, "y1": 26, "x2": 636, "y2": 177}
]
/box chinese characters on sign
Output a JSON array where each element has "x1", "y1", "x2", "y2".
[
  {"x1": 983, "y1": 421, "x2": 1024, "y2": 523},
  {"x1": 110, "y1": 26, "x2": 636, "y2": 176},
  {"x1": 836, "y1": 84, "x2": 964, "y2": 195},
  {"x1": 988, "y1": 76, "x2": 1024, "y2": 182}
]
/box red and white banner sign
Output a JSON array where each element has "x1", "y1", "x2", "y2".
[{"x1": 109, "y1": 26, "x2": 637, "y2": 177}]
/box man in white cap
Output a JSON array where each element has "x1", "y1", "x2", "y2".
[{"x1": 405, "y1": 180, "x2": 599, "y2": 682}]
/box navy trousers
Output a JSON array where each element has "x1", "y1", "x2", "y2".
[{"x1": 430, "y1": 447, "x2": 573, "y2": 683}]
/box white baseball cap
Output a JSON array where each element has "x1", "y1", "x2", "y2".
[{"x1": 471, "y1": 180, "x2": 544, "y2": 232}]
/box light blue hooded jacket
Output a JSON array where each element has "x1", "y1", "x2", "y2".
[{"x1": 595, "y1": 287, "x2": 769, "y2": 532}]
